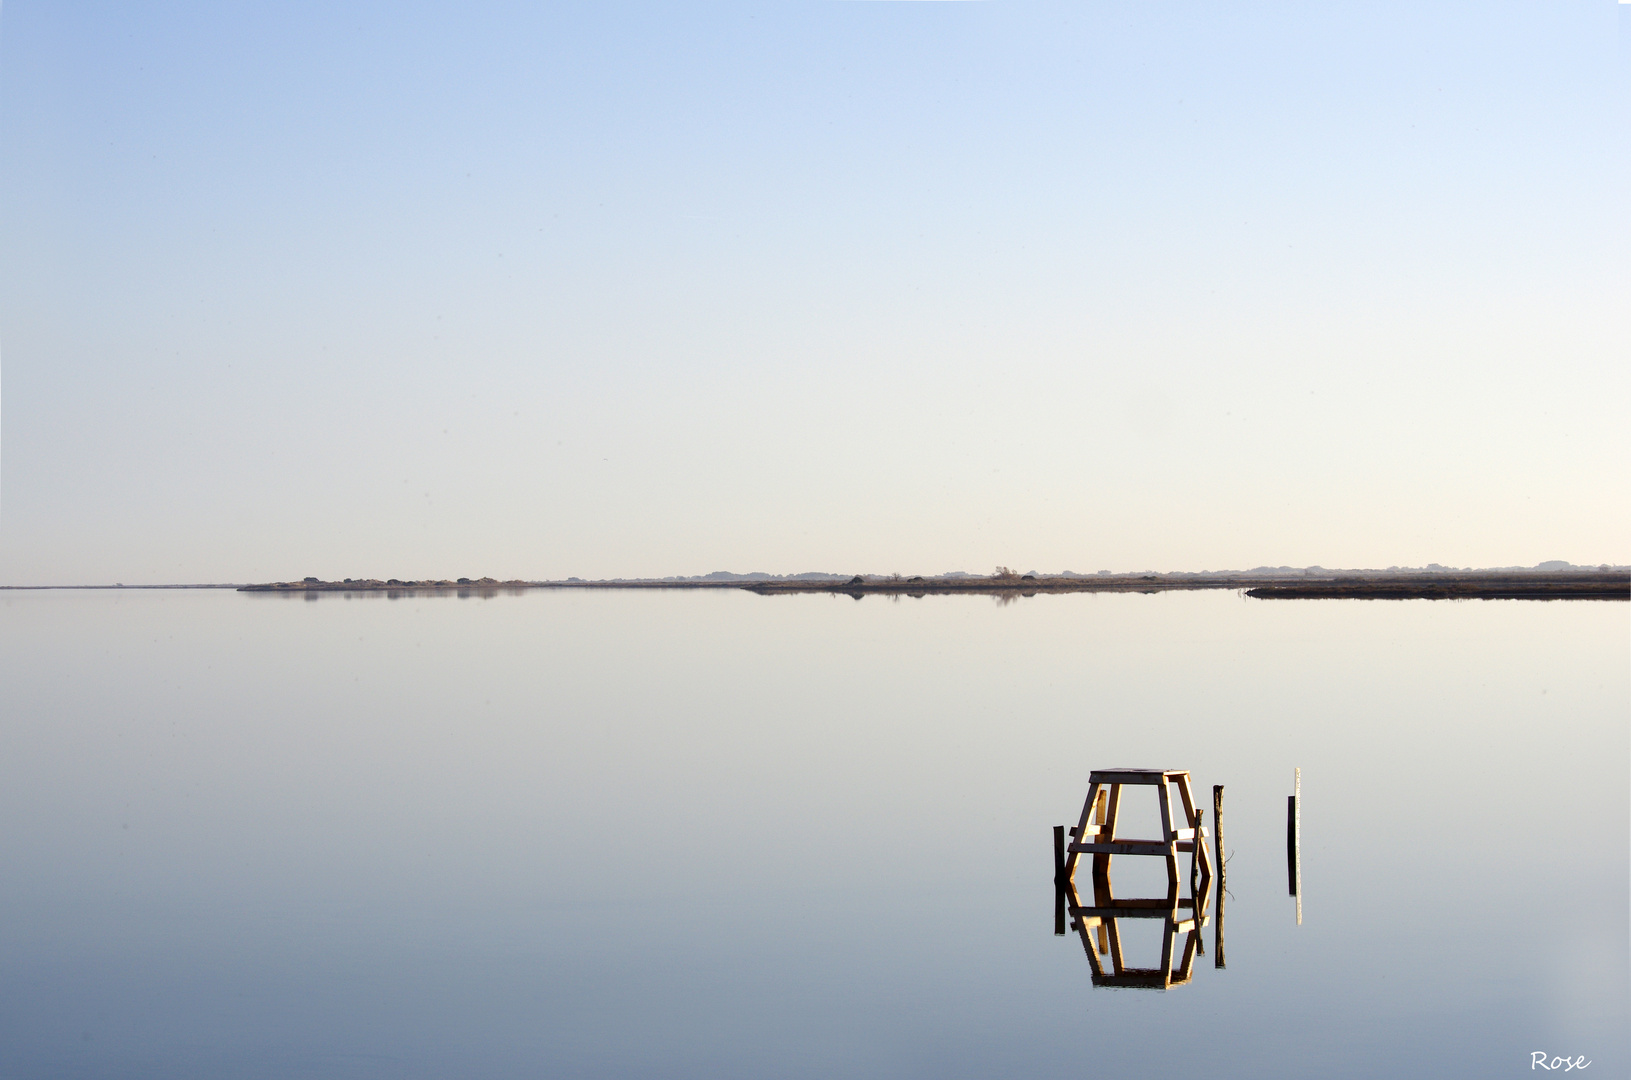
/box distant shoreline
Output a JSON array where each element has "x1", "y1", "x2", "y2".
[
  {"x1": 222, "y1": 570, "x2": 1627, "y2": 601},
  {"x1": 750, "y1": 572, "x2": 1628, "y2": 601},
  {"x1": 6, "y1": 569, "x2": 1624, "y2": 601}
]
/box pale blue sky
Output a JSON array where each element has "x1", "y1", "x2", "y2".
[{"x1": 2, "y1": 2, "x2": 1626, "y2": 583}]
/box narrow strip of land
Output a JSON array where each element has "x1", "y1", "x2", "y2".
[
  {"x1": 745, "y1": 572, "x2": 1627, "y2": 600},
  {"x1": 232, "y1": 571, "x2": 1629, "y2": 600},
  {"x1": 1242, "y1": 574, "x2": 1626, "y2": 600}
]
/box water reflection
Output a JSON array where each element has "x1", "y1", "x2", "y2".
[
  {"x1": 1064, "y1": 872, "x2": 1213, "y2": 989},
  {"x1": 2, "y1": 588, "x2": 1621, "y2": 1075},
  {"x1": 245, "y1": 587, "x2": 530, "y2": 601}
]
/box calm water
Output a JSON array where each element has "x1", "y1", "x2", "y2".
[{"x1": 2, "y1": 587, "x2": 1626, "y2": 1078}]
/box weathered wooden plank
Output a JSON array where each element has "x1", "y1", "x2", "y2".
[
  {"x1": 1069, "y1": 841, "x2": 1171, "y2": 856},
  {"x1": 1091, "y1": 973, "x2": 1174, "y2": 989},
  {"x1": 1063, "y1": 781, "x2": 1101, "y2": 881},
  {"x1": 1078, "y1": 919, "x2": 1105, "y2": 976},
  {"x1": 1190, "y1": 808, "x2": 1204, "y2": 897},
  {"x1": 1095, "y1": 783, "x2": 1124, "y2": 878},
  {"x1": 1071, "y1": 906, "x2": 1179, "y2": 919},
  {"x1": 1073, "y1": 896, "x2": 1195, "y2": 910},
  {"x1": 1089, "y1": 770, "x2": 1173, "y2": 785},
  {"x1": 1156, "y1": 780, "x2": 1181, "y2": 886},
  {"x1": 1159, "y1": 922, "x2": 1177, "y2": 988},
  {"x1": 1174, "y1": 773, "x2": 1198, "y2": 828}
]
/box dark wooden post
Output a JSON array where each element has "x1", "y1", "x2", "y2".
[
  {"x1": 1287, "y1": 768, "x2": 1302, "y2": 925},
  {"x1": 1212, "y1": 785, "x2": 1225, "y2": 888},
  {"x1": 1287, "y1": 795, "x2": 1297, "y2": 895}
]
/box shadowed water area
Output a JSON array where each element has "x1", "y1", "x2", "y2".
[{"x1": 1, "y1": 588, "x2": 1625, "y2": 1078}]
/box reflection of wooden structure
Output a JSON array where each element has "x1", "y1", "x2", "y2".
[
  {"x1": 1062, "y1": 769, "x2": 1213, "y2": 887},
  {"x1": 1065, "y1": 873, "x2": 1212, "y2": 989}
]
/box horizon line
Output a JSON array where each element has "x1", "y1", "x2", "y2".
[{"x1": 5, "y1": 560, "x2": 1628, "y2": 591}]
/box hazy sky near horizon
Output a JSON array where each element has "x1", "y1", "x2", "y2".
[{"x1": 2, "y1": 2, "x2": 1626, "y2": 584}]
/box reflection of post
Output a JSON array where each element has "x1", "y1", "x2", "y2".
[
  {"x1": 1213, "y1": 784, "x2": 1226, "y2": 968},
  {"x1": 1192, "y1": 840, "x2": 1206, "y2": 958},
  {"x1": 1053, "y1": 825, "x2": 1067, "y2": 936}
]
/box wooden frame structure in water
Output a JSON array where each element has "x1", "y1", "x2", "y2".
[{"x1": 1062, "y1": 768, "x2": 1215, "y2": 887}]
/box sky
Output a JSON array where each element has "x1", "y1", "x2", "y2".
[{"x1": 1, "y1": 1, "x2": 1626, "y2": 585}]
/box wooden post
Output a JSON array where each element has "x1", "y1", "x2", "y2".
[
  {"x1": 1286, "y1": 795, "x2": 1297, "y2": 895},
  {"x1": 1213, "y1": 784, "x2": 1225, "y2": 969},
  {"x1": 1212, "y1": 785, "x2": 1225, "y2": 889},
  {"x1": 1287, "y1": 768, "x2": 1302, "y2": 925}
]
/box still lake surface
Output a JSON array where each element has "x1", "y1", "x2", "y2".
[{"x1": 1, "y1": 587, "x2": 1626, "y2": 1078}]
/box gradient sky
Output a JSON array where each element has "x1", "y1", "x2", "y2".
[{"x1": 2, "y1": 1, "x2": 1627, "y2": 584}]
